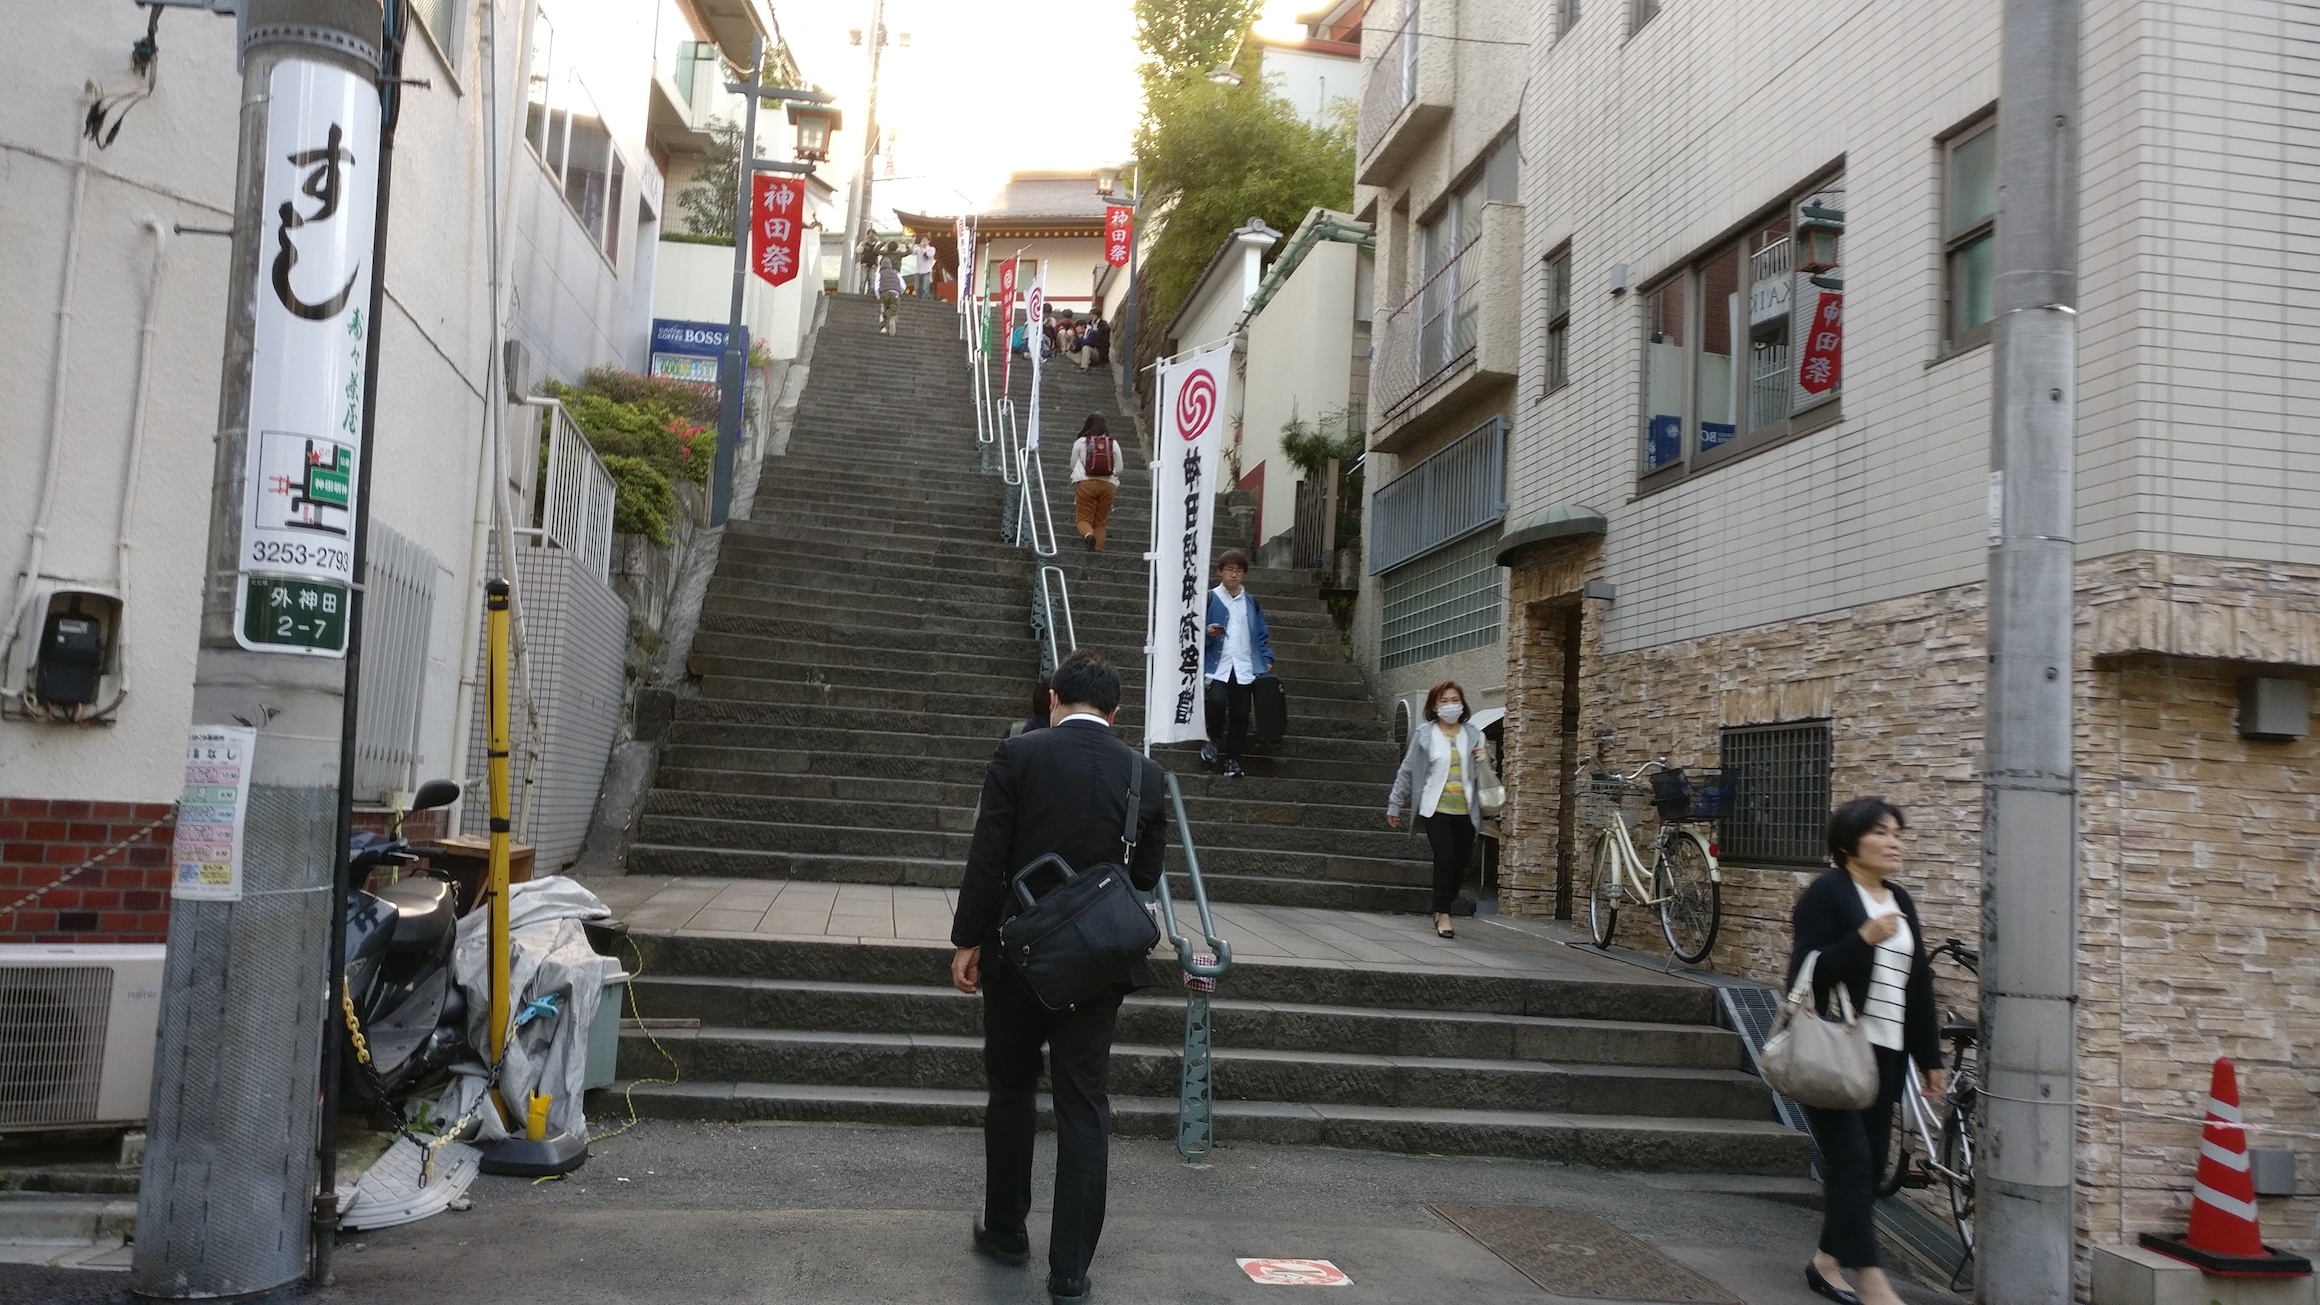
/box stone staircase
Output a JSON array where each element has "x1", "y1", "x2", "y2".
[
  {"x1": 605, "y1": 292, "x2": 1807, "y2": 1176},
  {"x1": 1008, "y1": 332, "x2": 1448, "y2": 914}
]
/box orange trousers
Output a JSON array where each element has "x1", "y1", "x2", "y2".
[{"x1": 1074, "y1": 479, "x2": 1118, "y2": 550}]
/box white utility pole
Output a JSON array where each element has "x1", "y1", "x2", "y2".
[
  {"x1": 839, "y1": 0, "x2": 886, "y2": 294},
  {"x1": 1977, "y1": 0, "x2": 2080, "y2": 1297}
]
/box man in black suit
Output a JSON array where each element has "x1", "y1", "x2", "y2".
[{"x1": 950, "y1": 650, "x2": 1169, "y2": 1304}]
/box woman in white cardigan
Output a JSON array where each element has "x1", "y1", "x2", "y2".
[{"x1": 1385, "y1": 681, "x2": 1487, "y2": 939}]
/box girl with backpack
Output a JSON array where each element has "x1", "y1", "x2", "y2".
[{"x1": 1069, "y1": 414, "x2": 1121, "y2": 552}]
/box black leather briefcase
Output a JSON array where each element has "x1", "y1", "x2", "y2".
[{"x1": 996, "y1": 763, "x2": 1159, "y2": 1011}]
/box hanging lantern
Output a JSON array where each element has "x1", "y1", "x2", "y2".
[
  {"x1": 787, "y1": 100, "x2": 841, "y2": 163},
  {"x1": 1795, "y1": 203, "x2": 1844, "y2": 274}
]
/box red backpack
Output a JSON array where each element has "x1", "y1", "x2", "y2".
[{"x1": 1084, "y1": 433, "x2": 1116, "y2": 478}]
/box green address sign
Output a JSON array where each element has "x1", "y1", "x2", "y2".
[{"x1": 240, "y1": 576, "x2": 349, "y2": 654}]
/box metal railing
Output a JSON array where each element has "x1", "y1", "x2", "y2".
[
  {"x1": 1015, "y1": 442, "x2": 1060, "y2": 557},
  {"x1": 1373, "y1": 233, "x2": 1483, "y2": 421},
  {"x1": 352, "y1": 523, "x2": 439, "y2": 803},
  {"x1": 1154, "y1": 772, "x2": 1234, "y2": 1162},
  {"x1": 1288, "y1": 455, "x2": 1363, "y2": 573},
  {"x1": 1358, "y1": 2, "x2": 1419, "y2": 162},
  {"x1": 524, "y1": 399, "x2": 619, "y2": 580},
  {"x1": 1368, "y1": 415, "x2": 1506, "y2": 573},
  {"x1": 1031, "y1": 564, "x2": 1076, "y2": 675}
]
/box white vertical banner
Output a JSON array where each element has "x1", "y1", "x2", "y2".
[
  {"x1": 1144, "y1": 340, "x2": 1233, "y2": 746},
  {"x1": 1024, "y1": 269, "x2": 1046, "y2": 450},
  {"x1": 231, "y1": 59, "x2": 382, "y2": 657}
]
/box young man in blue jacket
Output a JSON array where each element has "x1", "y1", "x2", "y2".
[{"x1": 1201, "y1": 550, "x2": 1273, "y2": 778}]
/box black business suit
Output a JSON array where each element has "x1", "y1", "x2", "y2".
[
  {"x1": 1786, "y1": 868, "x2": 1943, "y2": 1270},
  {"x1": 951, "y1": 716, "x2": 1169, "y2": 1284}
]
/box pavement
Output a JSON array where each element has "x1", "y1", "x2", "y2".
[{"x1": 0, "y1": 1118, "x2": 1964, "y2": 1305}]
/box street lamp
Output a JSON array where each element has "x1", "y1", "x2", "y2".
[{"x1": 787, "y1": 99, "x2": 841, "y2": 163}]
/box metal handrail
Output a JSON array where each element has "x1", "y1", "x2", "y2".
[
  {"x1": 1032, "y1": 564, "x2": 1076, "y2": 674},
  {"x1": 997, "y1": 398, "x2": 1022, "y2": 485},
  {"x1": 1017, "y1": 443, "x2": 1059, "y2": 557},
  {"x1": 1152, "y1": 770, "x2": 1233, "y2": 1162}
]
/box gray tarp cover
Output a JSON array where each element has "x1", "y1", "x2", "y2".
[{"x1": 437, "y1": 875, "x2": 613, "y2": 1142}]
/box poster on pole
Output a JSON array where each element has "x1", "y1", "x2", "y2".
[
  {"x1": 955, "y1": 217, "x2": 974, "y2": 311},
  {"x1": 1024, "y1": 270, "x2": 1045, "y2": 450},
  {"x1": 171, "y1": 726, "x2": 257, "y2": 901},
  {"x1": 231, "y1": 59, "x2": 381, "y2": 658},
  {"x1": 996, "y1": 256, "x2": 1019, "y2": 394},
  {"x1": 751, "y1": 174, "x2": 804, "y2": 287},
  {"x1": 1143, "y1": 340, "x2": 1233, "y2": 746}
]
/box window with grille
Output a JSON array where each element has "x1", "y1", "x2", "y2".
[
  {"x1": 1380, "y1": 531, "x2": 1503, "y2": 669},
  {"x1": 1717, "y1": 720, "x2": 1831, "y2": 866},
  {"x1": 1542, "y1": 245, "x2": 1571, "y2": 394}
]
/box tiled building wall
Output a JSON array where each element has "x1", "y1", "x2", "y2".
[{"x1": 1504, "y1": 545, "x2": 2320, "y2": 1257}]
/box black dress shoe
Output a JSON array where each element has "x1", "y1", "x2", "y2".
[
  {"x1": 972, "y1": 1216, "x2": 1028, "y2": 1266},
  {"x1": 1805, "y1": 1262, "x2": 1861, "y2": 1305},
  {"x1": 1047, "y1": 1274, "x2": 1089, "y2": 1302}
]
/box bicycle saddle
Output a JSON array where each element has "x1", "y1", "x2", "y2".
[{"x1": 1941, "y1": 1019, "x2": 1980, "y2": 1046}]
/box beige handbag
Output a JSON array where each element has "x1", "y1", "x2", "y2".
[
  {"x1": 1757, "y1": 951, "x2": 1880, "y2": 1110},
  {"x1": 1472, "y1": 739, "x2": 1506, "y2": 820}
]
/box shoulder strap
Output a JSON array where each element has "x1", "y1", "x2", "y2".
[{"x1": 1120, "y1": 751, "x2": 1145, "y2": 859}]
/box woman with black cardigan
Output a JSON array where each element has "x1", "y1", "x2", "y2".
[{"x1": 1788, "y1": 798, "x2": 1946, "y2": 1305}]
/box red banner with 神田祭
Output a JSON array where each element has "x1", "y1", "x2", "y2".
[
  {"x1": 750, "y1": 174, "x2": 804, "y2": 288},
  {"x1": 996, "y1": 256, "x2": 1020, "y2": 390},
  {"x1": 1104, "y1": 206, "x2": 1133, "y2": 267}
]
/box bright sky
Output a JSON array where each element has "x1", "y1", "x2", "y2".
[{"x1": 779, "y1": 0, "x2": 1314, "y2": 218}]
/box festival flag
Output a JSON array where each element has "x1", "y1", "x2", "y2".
[
  {"x1": 1143, "y1": 340, "x2": 1235, "y2": 745},
  {"x1": 1104, "y1": 205, "x2": 1134, "y2": 268},
  {"x1": 750, "y1": 174, "x2": 804, "y2": 288}
]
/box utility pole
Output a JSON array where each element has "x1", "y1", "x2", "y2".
[
  {"x1": 134, "y1": 0, "x2": 385, "y2": 1297},
  {"x1": 840, "y1": 0, "x2": 886, "y2": 295},
  {"x1": 1977, "y1": 0, "x2": 2079, "y2": 1298}
]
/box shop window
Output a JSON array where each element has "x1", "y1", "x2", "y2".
[{"x1": 1637, "y1": 170, "x2": 1844, "y2": 483}]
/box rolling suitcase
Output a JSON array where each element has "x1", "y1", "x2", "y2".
[{"x1": 1252, "y1": 674, "x2": 1288, "y2": 745}]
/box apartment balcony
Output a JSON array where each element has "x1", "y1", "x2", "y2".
[
  {"x1": 648, "y1": 39, "x2": 727, "y2": 151},
  {"x1": 1368, "y1": 201, "x2": 1523, "y2": 454},
  {"x1": 1356, "y1": 2, "x2": 1452, "y2": 186}
]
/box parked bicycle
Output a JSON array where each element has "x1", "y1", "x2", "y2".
[
  {"x1": 1577, "y1": 757, "x2": 1732, "y2": 963},
  {"x1": 1874, "y1": 936, "x2": 1980, "y2": 1273}
]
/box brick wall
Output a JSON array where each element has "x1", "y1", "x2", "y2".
[
  {"x1": 1503, "y1": 543, "x2": 2320, "y2": 1259},
  {"x1": 0, "y1": 799, "x2": 177, "y2": 944}
]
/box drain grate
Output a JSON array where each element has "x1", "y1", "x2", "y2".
[{"x1": 1429, "y1": 1205, "x2": 1740, "y2": 1303}]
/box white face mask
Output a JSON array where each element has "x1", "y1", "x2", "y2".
[{"x1": 1436, "y1": 703, "x2": 1464, "y2": 724}]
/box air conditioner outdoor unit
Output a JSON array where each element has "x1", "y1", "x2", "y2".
[{"x1": 0, "y1": 944, "x2": 165, "y2": 1129}]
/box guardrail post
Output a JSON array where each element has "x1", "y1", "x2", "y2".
[{"x1": 1177, "y1": 961, "x2": 1218, "y2": 1163}]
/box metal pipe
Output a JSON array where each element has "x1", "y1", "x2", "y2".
[
  {"x1": 1976, "y1": 0, "x2": 2081, "y2": 1296},
  {"x1": 315, "y1": 0, "x2": 407, "y2": 1278}
]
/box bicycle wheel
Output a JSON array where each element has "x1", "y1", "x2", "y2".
[
  {"x1": 1939, "y1": 1084, "x2": 1976, "y2": 1258},
  {"x1": 1586, "y1": 831, "x2": 1621, "y2": 948},
  {"x1": 1875, "y1": 1095, "x2": 1913, "y2": 1198},
  {"x1": 1656, "y1": 829, "x2": 1720, "y2": 963}
]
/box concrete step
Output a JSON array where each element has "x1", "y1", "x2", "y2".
[
  {"x1": 678, "y1": 668, "x2": 1386, "y2": 722},
  {"x1": 618, "y1": 1026, "x2": 1777, "y2": 1122},
  {"x1": 655, "y1": 760, "x2": 1408, "y2": 813},
  {"x1": 663, "y1": 694, "x2": 1393, "y2": 746},
  {"x1": 625, "y1": 935, "x2": 1722, "y2": 1024},
  {"x1": 591, "y1": 1080, "x2": 1809, "y2": 1175},
  {"x1": 628, "y1": 977, "x2": 1750, "y2": 1070}
]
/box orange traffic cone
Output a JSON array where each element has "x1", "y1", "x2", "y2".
[{"x1": 2141, "y1": 1058, "x2": 2312, "y2": 1277}]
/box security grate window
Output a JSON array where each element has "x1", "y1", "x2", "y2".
[
  {"x1": 1717, "y1": 720, "x2": 1832, "y2": 866},
  {"x1": 1381, "y1": 531, "x2": 1503, "y2": 669},
  {"x1": 1369, "y1": 416, "x2": 1507, "y2": 573}
]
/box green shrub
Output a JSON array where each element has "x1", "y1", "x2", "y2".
[{"x1": 599, "y1": 454, "x2": 676, "y2": 545}]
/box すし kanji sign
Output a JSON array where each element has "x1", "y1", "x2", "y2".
[
  {"x1": 232, "y1": 58, "x2": 380, "y2": 658},
  {"x1": 1236, "y1": 1259, "x2": 1350, "y2": 1286},
  {"x1": 1796, "y1": 291, "x2": 1842, "y2": 396},
  {"x1": 1105, "y1": 205, "x2": 1133, "y2": 267},
  {"x1": 751, "y1": 174, "x2": 804, "y2": 287}
]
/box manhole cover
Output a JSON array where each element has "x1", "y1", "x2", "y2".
[{"x1": 1428, "y1": 1205, "x2": 1740, "y2": 1303}]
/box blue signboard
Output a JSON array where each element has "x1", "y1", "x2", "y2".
[{"x1": 650, "y1": 318, "x2": 744, "y2": 358}]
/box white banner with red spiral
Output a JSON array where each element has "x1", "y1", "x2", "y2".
[{"x1": 1143, "y1": 340, "x2": 1234, "y2": 747}]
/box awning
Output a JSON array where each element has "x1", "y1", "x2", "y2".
[{"x1": 1494, "y1": 505, "x2": 1607, "y2": 566}]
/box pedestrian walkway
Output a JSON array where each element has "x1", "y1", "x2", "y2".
[{"x1": 598, "y1": 876, "x2": 1677, "y2": 976}]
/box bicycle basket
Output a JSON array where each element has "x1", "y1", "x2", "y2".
[
  {"x1": 1580, "y1": 775, "x2": 1643, "y2": 829},
  {"x1": 1650, "y1": 768, "x2": 1734, "y2": 822}
]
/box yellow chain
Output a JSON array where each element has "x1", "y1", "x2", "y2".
[{"x1": 339, "y1": 981, "x2": 372, "y2": 1066}]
